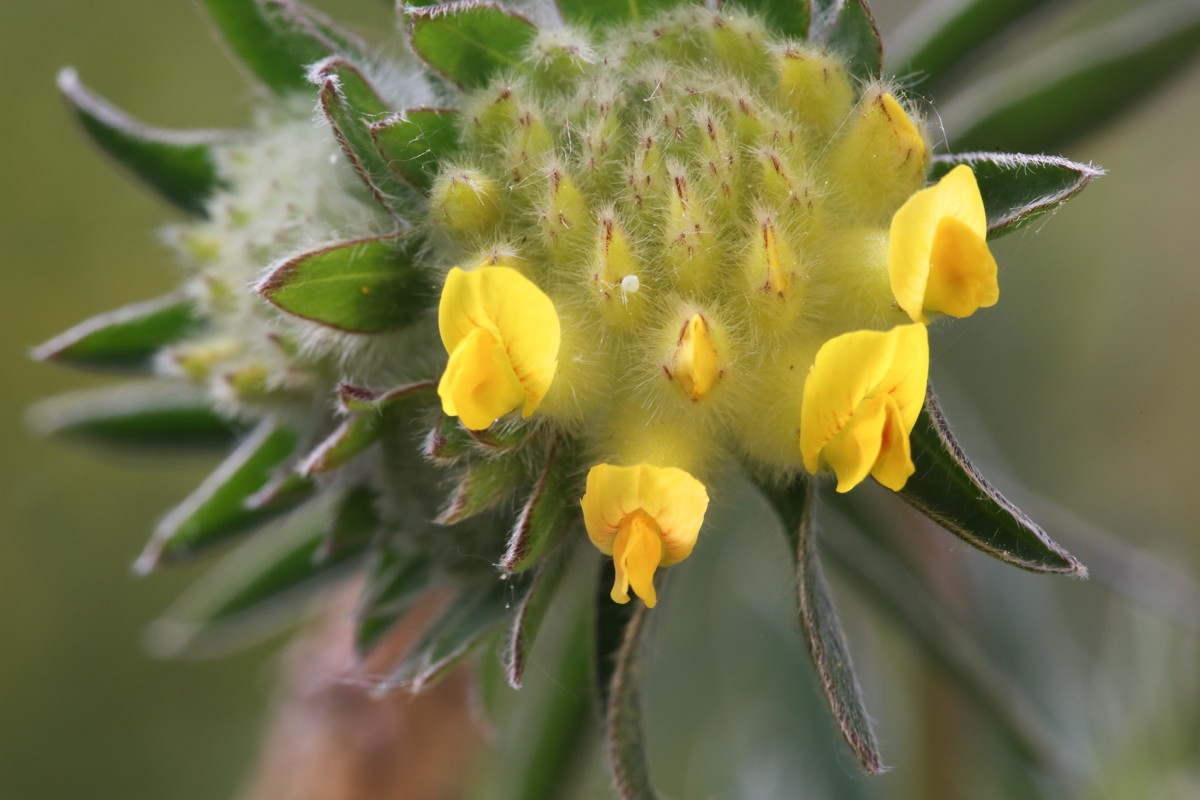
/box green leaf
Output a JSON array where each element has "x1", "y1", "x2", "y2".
[
  {"x1": 146, "y1": 498, "x2": 367, "y2": 659},
  {"x1": 407, "y1": 1, "x2": 538, "y2": 90},
  {"x1": 889, "y1": 0, "x2": 1054, "y2": 94},
  {"x1": 503, "y1": 549, "x2": 571, "y2": 688},
  {"x1": 312, "y1": 58, "x2": 412, "y2": 215},
  {"x1": 135, "y1": 419, "x2": 302, "y2": 572},
  {"x1": 28, "y1": 382, "x2": 236, "y2": 450},
  {"x1": 256, "y1": 232, "x2": 432, "y2": 333},
  {"x1": 355, "y1": 546, "x2": 433, "y2": 656},
  {"x1": 434, "y1": 455, "x2": 527, "y2": 525},
  {"x1": 421, "y1": 416, "x2": 474, "y2": 463},
  {"x1": 597, "y1": 592, "x2": 657, "y2": 800},
  {"x1": 338, "y1": 380, "x2": 438, "y2": 413},
  {"x1": 818, "y1": 511, "x2": 1077, "y2": 776},
  {"x1": 57, "y1": 69, "x2": 227, "y2": 216},
  {"x1": 811, "y1": 0, "x2": 882, "y2": 82},
  {"x1": 382, "y1": 578, "x2": 512, "y2": 692},
  {"x1": 370, "y1": 108, "x2": 460, "y2": 191},
  {"x1": 316, "y1": 484, "x2": 380, "y2": 563},
  {"x1": 729, "y1": 0, "x2": 808, "y2": 40},
  {"x1": 556, "y1": 0, "x2": 685, "y2": 28},
  {"x1": 765, "y1": 478, "x2": 884, "y2": 773},
  {"x1": 202, "y1": 0, "x2": 357, "y2": 94},
  {"x1": 298, "y1": 414, "x2": 382, "y2": 476},
  {"x1": 245, "y1": 470, "x2": 315, "y2": 511},
  {"x1": 945, "y1": 0, "x2": 1200, "y2": 153},
  {"x1": 900, "y1": 388, "x2": 1086, "y2": 576},
  {"x1": 500, "y1": 442, "x2": 574, "y2": 573},
  {"x1": 32, "y1": 293, "x2": 202, "y2": 373},
  {"x1": 932, "y1": 152, "x2": 1103, "y2": 238}
]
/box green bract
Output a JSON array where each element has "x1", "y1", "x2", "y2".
[{"x1": 34, "y1": 0, "x2": 1200, "y2": 795}]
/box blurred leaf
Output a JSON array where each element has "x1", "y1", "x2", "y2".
[
  {"x1": 889, "y1": 0, "x2": 1053, "y2": 93},
  {"x1": 355, "y1": 546, "x2": 433, "y2": 656},
  {"x1": 28, "y1": 381, "x2": 236, "y2": 450},
  {"x1": 765, "y1": 478, "x2": 884, "y2": 773},
  {"x1": 933, "y1": 152, "x2": 1104, "y2": 238},
  {"x1": 730, "y1": 0, "x2": 808, "y2": 40},
  {"x1": 500, "y1": 442, "x2": 574, "y2": 573},
  {"x1": 32, "y1": 293, "x2": 202, "y2": 373},
  {"x1": 819, "y1": 512, "x2": 1077, "y2": 777},
  {"x1": 245, "y1": 469, "x2": 315, "y2": 511},
  {"x1": 316, "y1": 484, "x2": 380, "y2": 563},
  {"x1": 370, "y1": 108, "x2": 460, "y2": 191},
  {"x1": 338, "y1": 380, "x2": 438, "y2": 414},
  {"x1": 557, "y1": 0, "x2": 684, "y2": 28},
  {"x1": 384, "y1": 578, "x2": 512, "y2": 692},
  {"x1": 57, "y1": 69, "x2": 228, "y2": 216},
  {"x1": 407, "y1": 1, "x2": 538, "y2": 90},
  {"x1": 298, "y1": 414, "x2": 381, "y2": 476},
  {"x1": 597, "y1": 594, "x2": 657, "y2": 800},
  {"x1": 256, "y1": 232, "x2": 432, "y2": 333},
  {"x1": 312, "y1": 58, "x2": 413, "y2": 215},
  {"x1": 135, "y1": 420, "x2": 301, "y2": 572},
  {"x1": 202, "y1": 0, "x2": 358, "y2": 94},
  {"x1": 434, "y1": 455, "x2": 526, "y2": 525},
  {"x1": 504, "y1": 548, "x2": 570, "y2": 688},
  {"x1": 901, "y1": 389, "x2": 1085, "y2": 575},
  {"x1": 146, "y1": 498, "x2": 366, "y2": 659},
  {"x1": 946, "y1": 0, "x2": 1200, "y2": 152},
  {"x1": 812, "y1": 0, "x2": 881, "y2": 82}
]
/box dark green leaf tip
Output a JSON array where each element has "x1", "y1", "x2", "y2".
[
  {"x1": 902, "y1": 390, "x2": 1088, "y2": 577},
  {"x1": 58, "y1": 68, "x2": 230, "y2": 216},
  {"x1": 406, "y1": 1, "x2": 538, "y2": 90}
]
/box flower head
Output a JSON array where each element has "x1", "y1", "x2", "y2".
[
  {"x1": 580, "y1": 463, "x2": 710, "y2": 608},
  {"x1": 437, "y1": 265, "x2": 560, "y2": 430},
  {"x1": 889, "y1": 165, "x2": 999, "y2": 322},
  {"x1": 800, "y1": 324, "x2": 929, "y2": 492}
]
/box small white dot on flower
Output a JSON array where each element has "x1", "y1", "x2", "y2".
[{"x1": 621, "y1": 274, "x2": 640, "y2": 294}]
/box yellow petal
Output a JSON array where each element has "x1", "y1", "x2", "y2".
[
  {"x1": 610, "y1": 511, "x2": 665, "y2": 607},
  {"x1": 800, "y1": 324, "x2": 928, "y2": 492},
  {"x1": 580, "y1": 463, "x2": 709, "y2": 607},
  {"x1": 437, "y1": 266, "x2": 560, "y2": 426},
  {"x1": 673, "y1": 314, "x2": 720, "y2": 400},
  {"x1": 889, "y1": 164, "x2": 994, "y2": 322},
  {"x1": 438, "y1": 326, "x2": 526, "y2": 431}
]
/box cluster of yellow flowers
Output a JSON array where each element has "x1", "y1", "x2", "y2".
[{"x1": 437, "y1": 160, "x2": 997, "y2": 607}]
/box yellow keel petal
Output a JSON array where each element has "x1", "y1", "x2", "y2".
[
  {"x1": 611, "y1": 511, "x2": 665, "y2": 607},
  {"x1": 438, "y1": 327, "x2": 526, "y2": 430}
]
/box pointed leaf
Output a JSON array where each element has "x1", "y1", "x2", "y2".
[
  {"x1": 500, "y1": 441, "x2": 573, "y2": 573},
  {"x1": 311, "y1": 58, "x2": 412, "y2": 215},
  {"x1": 765, "y1": 478, "x2": 883, "y2": 773},
  {"x1": 818, "y1": 512, "x2": 1076, "y2": 775},
  {"x1": 32, "y1": 293, "x2": 202, "y2": 373},
  {"x1": 316, "y1": 484, "x2": 380, "y2": 562},
  {"x1": 370, "y1": 108, "x2": 460, "y2": 191},
  {"x1": 28, "y1": 382, "x2": 236, "y2": 450},
  {"x1": 946, "y1": 0, "x2": 1200, "y2": 152},
  {"x1": 933, "y1": 152, "x2": 1103, "y2": 238},
  {"x1": 382, "y1": 578, "x2": 512, "y2": 692},
  {"x1": 556, "y1": 0, "x2": 685, "y2": 28},
  {"x1": 245, "y1": 469, "x2": 315, "y2": 511},
  {"x1": 812, "y1": 0, "x2": 882, "y2": 82},
  {"x1": 407, "y1": 2, "x2": 538, "y2": 90},
  {"x1": 504, "y1": 549, "x2": 570, "y2": 688},
  {"x1": 729, "y1": 0, "x2": 808, "y2": 40},
  {"x1": 298, "y1": 414, "x2": 382, "y2": 476},
  {"x1": 337, "y1": 379, "x2": 438, "y2": 413},
  {"x1": 58, "y1": 69, "x2": 228, "y2": 216},
  {"x1": 134, "y1": 420, "x2": 301, "y2": 572},
  {"x1": 434, "y1": 455, "x2": 526, "y2": 525},
  {"x1": 422, "y1": 415, "x2": 474, "y2": 463},
  {"x1": 256, "y1": 232, "x2": 433, "y2": 333},
  {"x1": 202, "y1": 0, "x2": 358, "y2": 94},
  {"x1": 900, "y1": 388, "x2": 1086, "y2": 575},
  {"x1": 146, "y1": 498, "x2": 367, "y2": 658},
  {"x1": 355, "y1": 547, "x2": 433, "y2": 656},
  {"x1": 890, "y1": 0, "x2": 1054, "y2": 94},
  {"x1": 600, "y1": 597, "x2": 657, "y2": 800}
]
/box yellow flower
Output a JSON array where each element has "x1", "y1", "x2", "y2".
[
  {"x1": 437, "y1": 266, "x2": 560, "y2": 430},
  {"x1": 888, "y1": 165, "x2": 999, "y2": 323},
  {"x1": 672, "y1": 314, "x2": 720, "y2": 401},
  {"x1": 800, "y1": 324, "x2": 928, "y2": 493},
  {"x1": 580, "y1": 463, "x2": 710, "y2": 608}
]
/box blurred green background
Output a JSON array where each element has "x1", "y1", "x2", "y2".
[{"x1": 2, "y1": 1, "x2": 1198, "y2": 798}]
